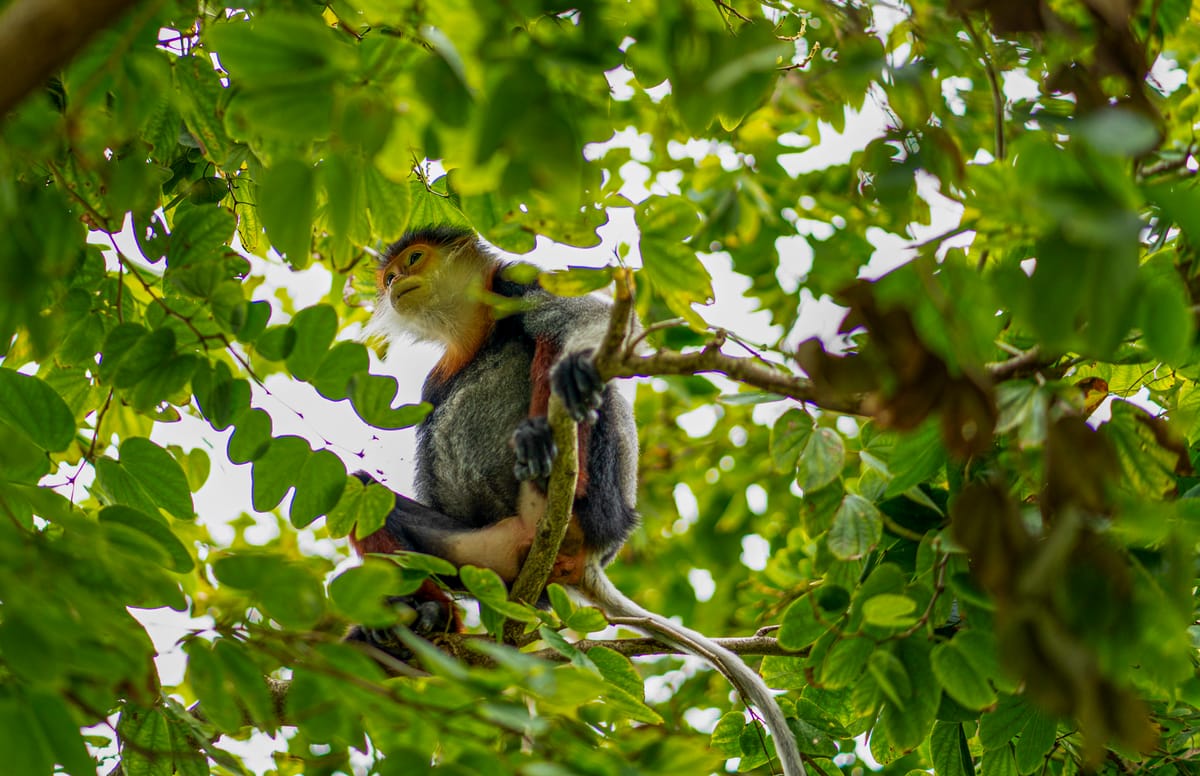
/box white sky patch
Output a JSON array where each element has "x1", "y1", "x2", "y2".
[
  {"x1": 676, "y1": 405, "x2": 720, "y2": 437},
  {"x1": 740, "y1": 534, "x2": 770, "y2": 571},
  {"x1": 672, "y1": 482, "x2": 700, "y2": 533},
  {"x1": 135, "y1": 606, "x2": 214, "y2": 686},
  {"x1": 1150, "y1": 54, "x2": 1187, "y2": 95},
  {"x1": 785, "y1": 290, "x2": 849, "y2": 350},
  {"x1": 604, "y1": 64, "x2": 636, "y2": 100},
  {"x1": 583, "y1": 126, "x2": 653, "y2": 162},
  {"x1": 642, "y1": 656, "x2": 706, "y2": 704},
  {"x1": 745, "y1": 484, "x2": 768, "y2": 515},
  {"x1": 1002, "y1": 69, "x2": 1041, "y2": 102},
  {"x1": 775, "y1": 234, "x2": 814, "y2": 293},
  {"x1": 694, "y1": 251, "x2": 779, "y2": 343},
  {"x1": 687, "y1": 568, "x2": 716, "y2": 601},
  {"x1": 683, "y1": 707, "x2": 723, "y2": 734},
  {"x1": 941, "y1": 76, "x2": 973, "y2": 116},
  {"x1": 778, "y1": 95, "x2": 890, "y2": 175},
  {"x1": 645, "y1": 79, "x2": 671, "y2": 102}
]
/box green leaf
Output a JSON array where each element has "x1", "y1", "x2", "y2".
[
  {"x1": 289, "y1": 448, "x2": 347, "y2": 528},
  {"x1": 980, "y1": 694, "x2": 1034, "y2": 749},
  {"x1": 213, "y1": 552, "x2": 325, "y2": 629},
  {"x1": 256, "y1": 325, "x2": 296, "y2": 361},
  {"x1": 1014, "y1": 709, "x2": 1057, "y2": 774},
  {"x1": 819, "y1": 636, "x2": 874, "y2": 689},
  {"x1": 213, "y1": 640, "x2": 277, "y2": 729},
  {"x1": 565, "y1": 606, "x2": 609, "y2": 634},
  {"x1": 827, "y1": 494, "x2": 882, "y2": 560},
  {"x1": 329, "y1": 563, "x2": 401, "y2": 625},
  {"x1": 206, "y1": 14, "x2": 350, "y2": 88},
  {"x1": 170, "y1": 206, "x2": 235, "y2": 266},
  {"x1": 547, "y1": 583, "x2": 575, "y2": 622},
  {"x1": 311, "y1": 341, "x2": 370, "y2": 400},
  {"x1": 981, "y1": 746, "x2": 1019, "y2": 776},
  {"x1": 99, "y1": 506, "x2": 194, "y2": 573},
  {"x1": 868, "y1": 649, "x2": 912, "y2": 707},
  {"x1": 930, "y1": 721, "x2": 971, "y2": 776},
  {"x1": 186, "y1": 642, "x2": 244, "y2": 734},
  {"x1": 932, "y1": 640, "x2": 997, "y2": 710},
  {"x1": 29, "y1": 692, "x2": 95, "y2": 776},
  {"x1": 118, "y1": 437, "x2": 195, "y2": 520},
  {"x1": 250, "y1": 435, "x2": 311, "y2": 512},
  {"x1": 0, "y1": 695, "x2": 53, "y2": 776},
  {"x1": 862, "y1": 594, "x2": 918, "y2": 628},
  {"x1": 538, "y1": 267, "x2": 615, "y2": 297},
  {"x1": 778, "y1": 595, "x2": 827, "y2": 650},
  {"x1": 879, "y1": 637, "x2": 940, "y2": 752},
  {"x1": 0, "y1": 369, "x2": 74, "y2": 451},
  {"x1": 588, "y1": 645, "x2": 645, "y2": 701},
  {"x1": 192, "y1": 360, "x2": 251, "y2": 430},
  {"x1": 116, "y1": 705, "x2": 173, "y2": 776},
  {"x1": 228, "y1": 407, "x2": 273, "y2": 464},
  {"x1": 711, "y1": 712, "x2": 746, "y2": 756},
  {"x1": 460, "y1": 566, "x2": 538, "y2": 622},
  {"x1": 885, "y1": 420, "x2": 945, "y2": 497},
  {"x1": 640, "y1": 239, "x2": 713, "y2": 330},
  {"x1": 351, "y1": 374, "x2": 431, "y2": 429},
  {"x1": 797, "y1": 427, "x2": 845, "y2": 492},
  {"x1": 287, "y1": 304, "x2": 338, "y2": 382},
  {"x1": 259, "y1": 159, "x2": 315, "y2": 267},
  {"x1": 770, "y1": 408, "x2": 814, "y2": 474},
  {"x1": 1140, "y1": 272, "x2": 1193, "y2": 364},
  {"x1": 327, "y1": 476, "x2": 394, "y2": 540},
  {"x1": 1077, "y1": 107, "x2": 1159, "y2": 157}
]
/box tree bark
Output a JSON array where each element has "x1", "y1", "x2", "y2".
[{"x1": 0, "y1": 0, "x2": 142, "y2": 117}]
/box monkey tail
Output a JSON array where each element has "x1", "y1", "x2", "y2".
[{"x1": 575, "y1": 563, "x2": 806, "y2": 776}]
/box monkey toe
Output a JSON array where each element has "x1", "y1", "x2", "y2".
[
  {"x1": 552, "y1": 351, "x2": 604, "y2": 423},
  {"x1": 511, "y1": 417, "x2": 557, "y2": 480}
]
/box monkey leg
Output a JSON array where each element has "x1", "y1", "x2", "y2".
[
  {"x1": 351, "y1": 472, "x2": 545, "y2": 583},
  {"x1": 344, "y1": 587, "x2": 458, "y2": 665}
]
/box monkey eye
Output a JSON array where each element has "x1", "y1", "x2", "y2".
[
  {"x1": 408, "y1": 250, "x2": 423, "y2": 266},
  {"x1": 384, "y1": 271, "x2": 397, "y2": 287}
]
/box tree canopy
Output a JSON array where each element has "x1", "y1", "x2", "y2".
[{"x1": 3, "y1": 0, "x2": 1200, "y2": 774}]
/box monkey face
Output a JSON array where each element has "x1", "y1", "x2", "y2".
[
  {"x1": 370, "y1": 239, "x2": 490, "y2": 347},
  {"x1": 379, "y1": 244, "x2": 432, "y2": 314}
]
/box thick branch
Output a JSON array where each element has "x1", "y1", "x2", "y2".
[
  {"x1": 507, "y1": 395, "x2": 579, "y2": 615},
  {"x1": 527, "y1": 634, "x2": 806, "y2": 662},
  {"x1": 610, "y1": 343, "x2": 870, "y2": 415},
  {"x1": 0, "y1": 0, "x2": 141, "y2": 117}
]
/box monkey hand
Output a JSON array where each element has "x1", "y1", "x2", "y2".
[
  {"x1": 344, "y1": 595, "x2": 454, "y2": 664},
  {"x1": 551, "y1": 349, "x2": 604, "y2": 423},
  {"x1": 511, "y1": 416, "x2": 557, "y2": 481}
]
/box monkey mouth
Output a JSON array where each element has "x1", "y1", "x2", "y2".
[{"x1": 392, "y1": 283, "x2": 419, "y2": 300}]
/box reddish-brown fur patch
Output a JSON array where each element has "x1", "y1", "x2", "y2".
[
  {"x1": 529, "y1": 339, "x2": 557, "y2": 416},
  {"x1": 350, "y1": 525, "x2": 404, "y2": 556},
  {"x1": 429, "y1": 261, "x2": 500, "y2": 382}
]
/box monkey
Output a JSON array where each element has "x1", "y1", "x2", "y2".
[{"x1": 346, "y1": 225, "x2": 804, "y2": 776}]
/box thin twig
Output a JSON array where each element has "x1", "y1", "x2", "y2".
[
  {"x1": 86, "y1": 389, "x2": 114, "y2": 461},
  {"x1": 960, "y1": 13, "x2": 1005, "y2": 162},
  {"x1": 986, "y1": 345, "x2": 1047, "y2": 380}
]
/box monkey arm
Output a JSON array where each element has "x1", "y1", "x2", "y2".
[{"x1": 520, "y1": 291, "x2": 614, "y2": 421}]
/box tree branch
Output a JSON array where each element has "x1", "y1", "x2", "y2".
[
  {"x1": 527, "y1": 633, "x2": 806, "y2": 661},
  {"x1": 506, "y1": 395, "x2": 579, "y2": 617},
  {"x1": 0, "y1": 0, "x2": 142, "y2": 117}
]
